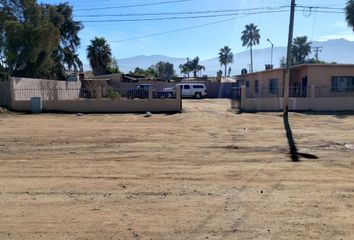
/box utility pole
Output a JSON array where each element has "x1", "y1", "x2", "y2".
[
  {"x1": 267, "y1": 38, "x2": 274, "y2": 66},
  {"x1": 312, "y1": 46, "x2": 322, "y2": 61},
  {"x1": 284, "y1": 0, "x2": 296, "y2": 116}
]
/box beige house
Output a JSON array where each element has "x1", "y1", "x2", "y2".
[{"x1": 234, "y1": 64, "x2": 354, "y2": 111}]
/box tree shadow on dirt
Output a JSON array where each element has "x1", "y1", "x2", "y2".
[{"x1": 283, "y1": 113, "x2": 319, "y2": 162}]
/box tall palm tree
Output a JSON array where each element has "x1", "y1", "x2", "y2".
[
  {"x1": 291, "y1": 36, "x2": 311, "y2": 65},
  {"x1": 87, "y1": 37, "x2": 112, "y2": 75},
  {"x1": 218, "y1": 46, "x2": 234, "y2": 77},
  {"x1": 241, "y1": 23, "x2": 261, "y2": 73},
  {"x1": 190, "y1": 57, "x2": 202, "y2": 78},
  {"x1": 179, "y1": 63, "x2": 190, "y2": 78},
  {"x1": 197, "y1": 65, "x2": 205, "y2": 77},
  {"x1": 346, "y1": 0, "x2": 354, "y2": 31}
]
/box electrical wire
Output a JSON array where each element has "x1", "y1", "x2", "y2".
[
  {"x1": 80, "y1": 10, "x2": 290, "y2": 23},
  {"x1": 74, "y1": 6, "x2": 289, "y2": 18},
  {"x1": 74, "y1": 0, "x2": 194, "y2": 12}
]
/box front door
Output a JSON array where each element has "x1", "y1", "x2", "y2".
[{"x1": 302, "y1": 76, "x2": 308, "y2": 97}]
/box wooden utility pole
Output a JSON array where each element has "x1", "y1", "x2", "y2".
[
  {"x1": 312, "y1": 46, "x2": 323, "y2": 61},
  {"x1": 284, "y1": 0, "x2": 296, "y2": 115}
]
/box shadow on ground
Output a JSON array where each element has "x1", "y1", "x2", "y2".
[{"x1": 283, "y1": 113, "x2": 319, "y2": 162}]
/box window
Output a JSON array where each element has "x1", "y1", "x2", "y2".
[
  {"x1": 192, "y1": 85, "x2": 204, "y2": 89},
  {"x1": 331, "y1": 76, "x2": 354, "y2": 92},
  {"x1": 269, "y1": 79, "x2": 279, "y2": 94},
  {"x1": 255, "y1": 80, "x2": 259, "y2": 94},
  {"x1": 246, "y1": 81, "x2": 250, "y2": 88},
  {"x1": 183, "y1": 85, "x2": 191, "y2": 89}
]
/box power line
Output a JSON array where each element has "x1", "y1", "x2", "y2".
[
  {"x1": 77, "y1": 9, "x2": 344, "y2": 24},
  {"x1": 74, "y1": 6, "x2": 289, "y2": 18},
  {"x1": 80, "y1": 10, "x2": 290, "y2": 23},
  {"x1": 74, "y1": 0, "x2": 194, "y2": 12},
  {"x1": 79, "y1": 14, "x2": 249, "y2": 48},
  {"x1": 109, "y1": 15, "x2": 248, "y2": 43}
]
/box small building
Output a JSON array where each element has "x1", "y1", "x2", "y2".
[
  {"x1": 234, "y1": 64, "x2": 354, "y2": 111},
  {"x1": 236, "y1": 64, "x2": 354, "y2": 98}
]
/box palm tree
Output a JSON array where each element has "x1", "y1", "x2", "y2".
[
  {"x1": 190, "y1": 57, "x2": 202, "y2": 78},
  {"x1": 197, "y1": 65, "x2": 205, "y2": 77},
  {"x1": 241, "y1": 23, "x2": 261, "y2": 73},
  {"x1": 218, "y1": 46, "x2": 234, "y2": 77},
  {"x1": 179, "y1": 63, "x2": 190, "y2": 78},
  {"x1": 86, "y1": 37, "x2": 112, "y2": 75},
  {"x1": 291, "y1": 36, "x2": 311, "y2": 65},
  {"x1": 346, "y1": 0, "x2": 354, "y2": 31}
]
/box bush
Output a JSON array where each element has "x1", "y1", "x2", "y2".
[{"x1": 107, "y1": 86, "x2": 121, "y2": 100}]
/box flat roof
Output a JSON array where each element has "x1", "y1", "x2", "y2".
[{"x1": 236, "y1": 64, "x2": 354, "y2": 78}]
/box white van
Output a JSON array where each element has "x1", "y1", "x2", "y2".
[
  {"x1": 177, "y1": 84, "x2": 207, "y2": 98},
  {"x1": 162, "y1": 83, "x2": 207, "y2": 99}
]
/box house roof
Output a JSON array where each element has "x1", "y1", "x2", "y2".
[{"x1": 236, "y1": 64, "x2": 354, "y2": 78}]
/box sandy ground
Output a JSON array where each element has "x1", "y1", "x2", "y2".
[{"x1": 0, "y1": 99, "x2": 354, "y2": 240}]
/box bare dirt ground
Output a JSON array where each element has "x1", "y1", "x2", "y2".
[{"x1": 0, "y1": 99, "x2": 354, "y2": 240}]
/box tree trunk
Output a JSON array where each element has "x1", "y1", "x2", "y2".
[
  {"x1": 250, "y1": 45, "x2": 253, "y2": 73},
  {"x1": 224, "y1": 64, "x2": 227, "y2": 77}
]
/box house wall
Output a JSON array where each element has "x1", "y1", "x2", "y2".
[
  {"x1": 290, "y1": 66, "x2": 308, "y2": 86},
  {"x1": 0, "y1": 81, "x2": 10, "y2": 107},
  {"x1": 237, "y1": 64, "x2": 354, "y2": 98},
  {"x1": 236, "y1": 69, "x2": 285, "y2": 89},
  {"x1": 306, "y1": 65, "x2": 354, "y2": 87}
]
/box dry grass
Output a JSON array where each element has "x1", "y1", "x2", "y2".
[{"x1": 0, "y1": 99, "x2": 353, "y2": 239}]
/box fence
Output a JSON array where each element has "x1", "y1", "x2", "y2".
[
  {"x1": 13, "y1": 86, "x2": 179, "y2": 101},
  {"x1": 244, "y1": 86, "x2": 354, "y2": 99},
  {"x1": 237, "y1": 85, "x2": 354, "y2": 112},
  {"x1": 109, "y1": 82, "x2": 237, "y2": 98},
  {"x1": 9, "y1": 77, "x2": 182, "y2": 113}
]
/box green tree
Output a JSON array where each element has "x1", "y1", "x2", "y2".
[
  {"x1": 218, "y1": 46, "x2": 234, "y2": 77},
  {"x1": 50, "y1": 3, "x2": 83, "y2": 75},
  {"x1": 279, "y1": 56, "x2": 286, "y2": 68},
  {"x1": 106, "y1": 57, "x2": 120, "y2": 74},
  {"x1": 241, "y1": 23, "x2": 260, "y2": 73},
  {"x1": 179, "y1": 63, "x2": 190, "y2": 77},
  {"x1": 346, "y1": 0, "x2": 354, "y2": 31},
  {"x1": 86, "y1": 37, "x2": 112, "y2": 76},
  {"x1": 179, "y1": 58, "x2": 193, "y2": 78},
  {"x1": 1, "y1": 0, "x2": 61, "y2": 77},
  {"x1": 291, "y1": 36, "x2": 311, "y2": 65},
  {"x1": 132, "y1": 66, "x2": 158, "y2": 77},
  {"x1": 0, "y1": 0, "x2": 83, "y2": 79},
  {"x1": 197, "y1": 65, "x2": 205, "y2": 77},
  {"x1": 188, "y1": 57, "x2": 205, "y2": 78},
  {"x1": 156, "y1": 61, "x2": 175, "y2": 79}
]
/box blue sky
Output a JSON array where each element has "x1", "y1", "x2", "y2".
[{"x1": 40, "y1": 0, "x2": 351, "y2": 69}]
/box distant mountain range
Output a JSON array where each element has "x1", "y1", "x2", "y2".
[{"x1": 116, "y1": 38, "x2": 354, "y2": 76}]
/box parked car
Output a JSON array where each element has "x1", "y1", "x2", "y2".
[
  {"x1": 163, "y1": 84, "x2": 207, "y2": 99},
  {"x1": 127, "y1": 84, "x2": 154, "y2": 99}
]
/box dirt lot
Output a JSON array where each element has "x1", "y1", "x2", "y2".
[{"x1": 0, "y1": 99, "x2": 354, "y2": 240}]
